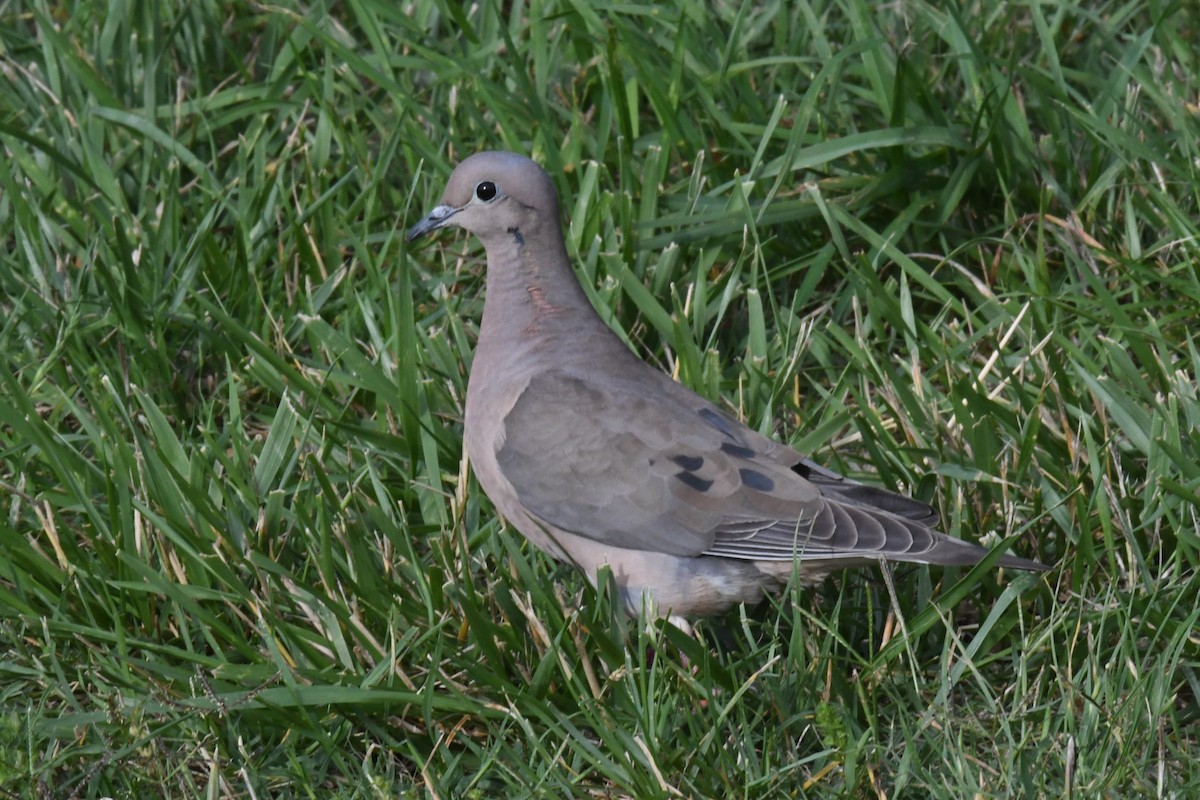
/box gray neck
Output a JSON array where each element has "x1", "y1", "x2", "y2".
[{"x1": 475, "y1": 230, "x2": 620, "y2": 365}]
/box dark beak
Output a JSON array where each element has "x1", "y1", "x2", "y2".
[{"x1": 406, "y1": 204, "x2": 460, "y2": 241}]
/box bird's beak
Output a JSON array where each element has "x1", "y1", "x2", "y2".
[{"x1": 407, "y1": 204, "x2": 461, "y2": 241}]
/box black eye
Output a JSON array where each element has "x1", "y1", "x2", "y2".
[{"x1": 475, "y1": 181, "x2": 497, "y2": 202}]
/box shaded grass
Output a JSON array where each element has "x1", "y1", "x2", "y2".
[{"x1": 1, "y1": 0, "x2": 1197, "y2": 796}]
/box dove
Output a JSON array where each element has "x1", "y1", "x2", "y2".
[{"x1": 407, "y1": 151, "x2": 1047, "y2": 622}]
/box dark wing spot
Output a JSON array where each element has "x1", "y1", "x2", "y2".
[
  {"x1": 675, "y1": 471, "x2": 713, "y2": 493},
  {"x1": 671, "y1": 454, "x2": 704, "y2": 471},
  {"x1": 697, "y1": 408, "x2": 737, "y2": 438},
  {"x1": 739, "y1": 468, "x2": 776, "y2": 493},
  {"x1": 791, "y1": 461, "x2": 812, "y2": 479},
  {"x1": 720, "y1": 441, "x2": 756, "y2": 459}
]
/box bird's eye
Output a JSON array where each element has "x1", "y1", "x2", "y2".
[{"x1": 475, "y1": 181, "x2": 498, "y2": 202}]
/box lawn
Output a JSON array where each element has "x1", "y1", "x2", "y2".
[{"x1": 1, "y1": 0, "x2": 1197, "y2": 797}]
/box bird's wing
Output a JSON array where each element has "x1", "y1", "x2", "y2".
[{"x1": 493, "y1": 370, "x2": 953, "y2": 563}]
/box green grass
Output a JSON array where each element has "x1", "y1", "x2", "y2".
[{"x1": 1, "y1": 0, "x2": 1198, "y2": 796}]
